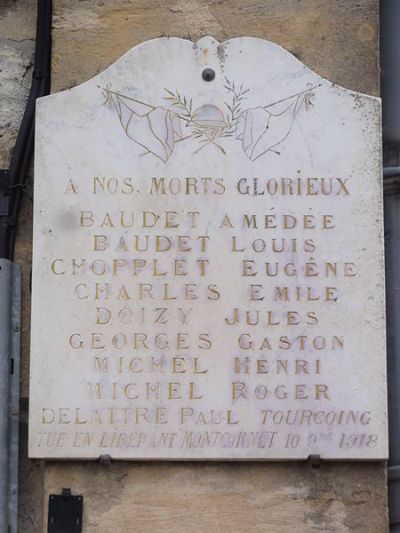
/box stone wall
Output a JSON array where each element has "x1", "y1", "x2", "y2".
[{"x1": 0, "y1": 0, "x2": 387, "y2": 531}]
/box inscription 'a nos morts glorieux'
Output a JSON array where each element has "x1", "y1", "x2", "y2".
[{"x1": 29, "y1": 36, "x2": 387, "y2": 460}]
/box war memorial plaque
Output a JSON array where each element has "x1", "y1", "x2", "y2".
[{"x1": 29, "y1": 37, "x2": 387, "y2": 459}]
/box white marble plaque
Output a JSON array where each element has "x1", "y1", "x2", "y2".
[{"x1": 29, "y1": 36, "x2": 387, "y2": 460}]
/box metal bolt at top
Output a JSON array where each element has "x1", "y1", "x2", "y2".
[{"x1": 202, "y1": 68, "x2": 215, "y2": 82}]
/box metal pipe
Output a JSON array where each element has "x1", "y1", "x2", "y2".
[
  {"x1": 0, "y1": 260, "x2": 21, "y2": 532},
  {"x1": 384, "y1": 167, "x2": 400, "y2": 179},
  {"x1": 384, "y1": 179, "x2": 400, "y2": 531},
  {"x1": 8, "y1": 261, "x2": 21, "y2": 533},
  {"x1": 0, "y1": 262, "x2": 12, "y2": 532},
  {"x1": 381, "y1": 1, "x2": 400, "y2": 530}
]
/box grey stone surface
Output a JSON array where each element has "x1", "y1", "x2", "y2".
[{"x1": 0, "y1": 38, "x2": 34, "y2": 164}]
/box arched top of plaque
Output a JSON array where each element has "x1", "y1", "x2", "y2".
[
  {"x1": 37, "y1": 36, "x2": 380, "y2": 165},
  {"x1": 44, "y1": 36, "x2": 379, "y2": 100}
]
